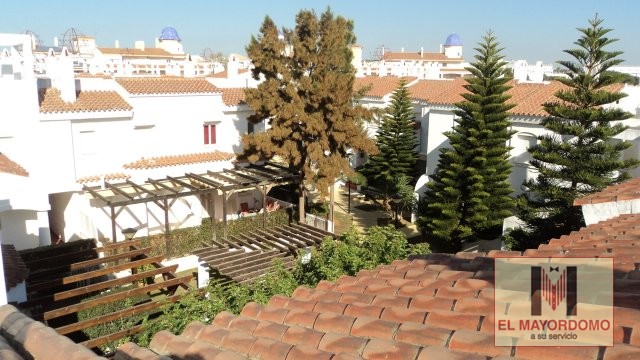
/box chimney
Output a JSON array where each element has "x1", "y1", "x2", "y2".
[
  {"x1": 420, "y1": 47, "x2": 424, "y2": 57},
  {"x1": 401, "y1": 47, "x2": 404, "y2": 53},
  {"x1": 155, "y1": 37, "x2": 160, "y2": 48},
  {"x1": 115, "y1": 39, "x2": 120, "y2": 48},
  {"x1": 46, "y1": 48, "x2": 76, "y2": 102},
  {"x1": 134, "y1": 41, "x2": 145, "y2": 51},
  {"x1": 440, "y1": 44, "x2": 443, "y2": 53},
  {"x1": 53, "y1": 37, "x2": 59, "y2": 47},
  {"x1": 227, "y1": 55, "x2": 239, "y2": 79}
]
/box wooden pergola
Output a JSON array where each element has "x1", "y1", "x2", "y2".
[
  {"x1": 18, "y1": 239, "x2": 192, "y2": 349},
  {"x1": 193, "y1": 222, "x2": 335, "y2": 283},
  {"x1": 83, "y1": 163, "x2": 295, "y2": 256}
]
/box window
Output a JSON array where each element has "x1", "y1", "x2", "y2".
[
  {"x1": 247, "y1": 121, "x2": 254, "y2": 134},
  {"x1": 203, "y1": 124, "x2": 216, "y2": 144}
]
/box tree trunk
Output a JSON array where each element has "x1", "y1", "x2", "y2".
[{"x1": 298, "y1": 182, "x2": 306, "y2": 223}]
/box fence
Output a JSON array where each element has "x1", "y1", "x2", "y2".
[{"x1": 305, "y1": 213, "x2": 333, "y2": 232}]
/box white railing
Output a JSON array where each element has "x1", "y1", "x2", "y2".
[{"x1": 305, "y1": 213, "x2": 333, "y2": 232}]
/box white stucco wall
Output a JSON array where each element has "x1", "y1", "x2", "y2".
[
  {"x1": 425, "y1": 108, "x2": 456, "y2": 176},
  {"x1": 581, "y1": 199, "x2": 640, "y2": 226}
]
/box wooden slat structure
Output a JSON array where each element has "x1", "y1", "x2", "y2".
[
  {"x1": 82, "y1": 162, "x2": 296, "y2": 256},
  {"x1": 194, "y1": 223, "x2": 335, "y2": 283},
  {"x1": 17, "y1": 240, "x2": 191, "y2": 350}
]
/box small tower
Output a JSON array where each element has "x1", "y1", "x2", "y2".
[
  {"x1": 157, "y1": 27, "x2": 183, "y2": 54},
  {"x1": 442, "y1": 33, "x2": 462, "y2": 59}
]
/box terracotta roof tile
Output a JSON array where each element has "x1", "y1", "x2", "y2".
[
  {"x1": 0, "y1": 153, "x2": 28, "y2": 177},
  {"x1": 116, "y1": 77, "x2": 218, "y2": 95},
  {"x1": 74, "y1": 73, "x2": 112, "y2": 79},
  {"x1": 407, "y1": 79, "x2": 625, "y2": 117},
  {"x1": 38, "y1": 88, "x2": 132, "y2": 114},
  {"x1": 76, "y1": 172, "x2": 131, "y2": 184},
  {"x1": 408, "y1": 78, "x2": 467, "y2": 105},
  {"x1": 2, "y1": 245, "x2": 28, "y2": 290},
  {"x1": 209, "y1": 68, "x2": 250, "y2": 78},
  {"x1": 382, "y1": 51, "x2": 461, "y2": 62},
  {"x1": 575, "y1": 177, "x2": 640, "y2": 205},
  {"x1": 123, "y1": 151, "x2": 235, "y2": 170},
  {"x1": 354, "y1": 76, "x2": 417, "y2": 98},
  {"x1": 115, "y1": 194, "x2": 640, "y2": 359},
  {"x1": 0, "y1": 304, "x2": 106, "y2": 359},
  {"x1": 98, "y1": 47, "x2": 185, "y2": 59},
  {"x1": 220, "y1": 88, "x2": 246, "y2": 106}
]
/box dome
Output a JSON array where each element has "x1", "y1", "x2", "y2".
[
  {"x1": 444, "y1": 33, "x2": 462, "y2": 46},
  {"x1": 159, "y1": 27, "x2": 181, "y2": 41}
]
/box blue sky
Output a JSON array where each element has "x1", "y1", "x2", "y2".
[{"x1": 3, "y1": 0, "x2": 639, "y2": 65}]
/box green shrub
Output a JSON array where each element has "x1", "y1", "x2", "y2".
[
  {"x1": 133, "y1": 225, "x2": 430, "y2": 347},
  {"x1": 294, "y1": 226, "x2": 431, "y2": 287},
  {"x1": 77, "y1": 286, "x2": 151, "y2": 353},
  {"x1": 140, "y1": 209, "x2": 289, "y2": 258}
]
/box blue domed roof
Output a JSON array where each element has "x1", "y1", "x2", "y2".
[
  {"x1": 159, "y1": 27, "x2": 181, "y2": 41},
  {"x1": 444, "y1": 33, "x2": 462, "y2": 46}
]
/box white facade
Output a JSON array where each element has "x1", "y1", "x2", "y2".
[
  {"x1": 357, "y1": 34, "x2": 471, "y2": 80},
  {"x1": 32, "y1": 27, "x2": 223, "y2": 78},
  {"x1": 0, "y1": 32, "x2": 257, "y2": 249},
  {"x1": 356, "y1": 77, "x2": 640, "y2": 201}
]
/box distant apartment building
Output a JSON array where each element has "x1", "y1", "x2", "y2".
[
  {"x1": 355, "y1": 33, "x2": 471, "y2": 79},
  {"x1": 30, "y1": 27, "x2": 226, "y2": 77}
]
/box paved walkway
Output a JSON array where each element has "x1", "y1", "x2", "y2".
[{"x1": 328, "y1": 182, "x2": 422, "y2": 240}]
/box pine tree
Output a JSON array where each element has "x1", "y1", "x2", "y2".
[
  {"x1": 363, "y1": 79, "x2": 419, "y2": 196},
  {"x1": 418, "y1": 32, "x2": 515, "y2": 253},
  {"x1": 514, "y1": 16, "x2": 639, "y2": 247},
  {"x1": 240, "y1": 9, "x2": 377, "y2": 222}
]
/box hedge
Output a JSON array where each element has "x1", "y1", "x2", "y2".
[{"x1": 139, "y1": 209, "x2": 290, "y2": 258}]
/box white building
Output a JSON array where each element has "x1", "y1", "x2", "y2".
[
  {"x1": 32, "y1": 27, "x2": 224, "y2": 77},
  {"x1": 0, "y1": 33, "x2": 262, "y2": 250},
  {"x1": 357, "y1": 34, "x2": 471, "y2": 79},
  {"x1": 509, "y1": 60, "x2": 556, "y2": 83},
  {"x1": 354, "y1": 76, "x2": 640, "y2": 200}
]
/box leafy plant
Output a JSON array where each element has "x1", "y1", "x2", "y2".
[{"x1": 133, "y1": 226, "x2": 430, "y2": 347}]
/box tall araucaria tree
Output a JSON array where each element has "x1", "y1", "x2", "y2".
[
  {"x1": 418, "y1": 32, "x2": 515, "y2": 253},
  {"x1": 240, "y1": 9, "x2": 377, "y2": 222},
  {"x1": 514, "y1": 16, "x2": 639, "y2": 248},
  {"x1": 363, "y1": 79, "x2": 419, "y2": 196}
]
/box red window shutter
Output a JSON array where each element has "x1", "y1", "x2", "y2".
[
  {"x1": 203, "y1": 124, "x2": 209, "y2": 144},
  {"x1": 210, "y1": 124, "x2": 216, "y2": 144}
]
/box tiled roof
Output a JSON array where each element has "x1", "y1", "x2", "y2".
[
  {"x1": 574, "y1": 177, "x2": 640, "y2": 205},
  {"x1": 209, "y1": 68, "x2": 250, "y2": 78},
  {"x1": 382, "y1": 51, "x2": 461, "y2": 62},
  {"x1": 115, "y1": 216, "x2": 640, "y2": 359},
  {"x1": 408, "y1": 78, "x2": 467, "y2": 105},
  {"x1": 76, "y1": 172, "x2": 131, "y2": 184},
  {"x1": 98, "y1": 47, "x2": 185, "y2": 59},
  {"x1": 38, "y1": 88, "x2": 132, "y2": 114},
  {"x1": 0, "y1": 304, "x2": 106, "y2": 359},
  {"x1": 2, "y1": 245, "x2": 28, "y2": 290},
  {"x1": 506, "y1": 81, "x2": 566, "y2": 117},
  {"x1": 0, "y1": 153, "x2": 28, "y2": 177},
  {"x1": 116, "y1": 77, "x2": 219, "y2": 95},
  {"x1": 74, "y1": 73, "x2": 112, "y2": 79},
  {"x1": 407, "y1": 80, "x2": 625, "y2": 117},
  {"x1": 354, "y1": 76, "x2": 417, "y2": 99},
  {"x1": 123, "y1": 151, "x2": 235, "y2": 170},
  {"x1": 220, "y1": 88, "x2": 247, "y2": 106}
]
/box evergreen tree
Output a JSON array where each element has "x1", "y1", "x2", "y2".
[
  {"x1": 418, "y1": 32, "x2": 515, "y2": 252},
  {"x1": 514, "y1": 16, "x2": 639, "y2": 247},
  {"x1": 240, "y1": 9, "x2": 377, "y2": 222},
  {"x1": 363, "y1": 79, "x2": 419, "y2": 195}
]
